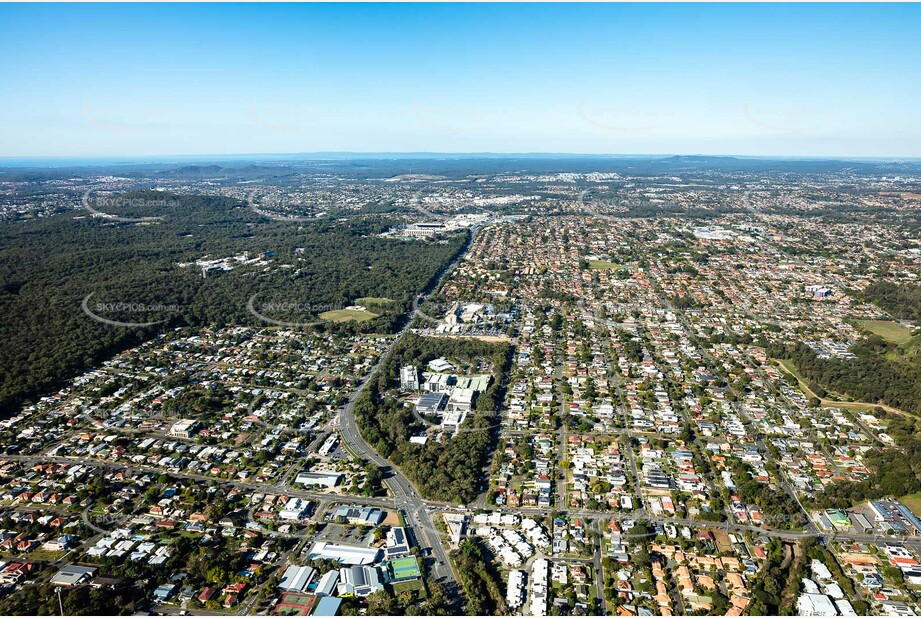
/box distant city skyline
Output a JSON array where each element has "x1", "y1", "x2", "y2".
[{"x1": 1, "y1": 3, "x2": 920, "y2": 158}]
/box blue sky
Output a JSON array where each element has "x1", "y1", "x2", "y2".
[{"x1": 1, "y1": 3, "x2": 919, "y2": 158}]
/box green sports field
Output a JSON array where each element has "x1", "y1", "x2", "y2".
[
  {"x1": 319, "y1": 308, "x2": 379, "y2": 323},
  {"x1": 858, "y1": 320, "x2": 914, "y2": 345}
]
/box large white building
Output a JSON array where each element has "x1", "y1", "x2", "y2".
[
  {"x1": 279, "y1": 497, "x2": 313, "y2": 521},
  {"x1": 332, "y1": 505, "x2": 386, "y2": 526},
  {"x1": 403, "y1": 222, "x2": 447, "y2": 238},
  {"x1": 385, "y1": 526, "x2": 411, "y2": 559},
  {"x1": 308, "y1": 541, "x2": 381, "y2": 566},
  {"x1": 294, "y1": 471, "x2": 342, "y2": 488},
  {"x1": 318, "y1": 434, "x2": 338, "y2": 457},
  {"x1": 443, "y1": 513, "x2": 467, "y2": 547},
  {"x1": 441, "y1": 409, "x2": 469, "y2": 433},
  {"x1": 168, "y1": 419, "x2": 200, "y2": 439},
  {"x1": 315, "y1": 570, "x2": 339, "y2": 597},
  {"x1": 447, "y1": 387, "x2": 476, "y2": 413},
  {"x1": 278, "y1": 565, "x2": 315, "y2": 593},
  {"x1": 337, "y1": 566, "x2": 385, "y2": 596},
  {"x1": 400, "y1": 365, "x2": 420, "y2": 391},
  {"x1": 797, "y1": 593, "x2": 839, "y2": 617}
]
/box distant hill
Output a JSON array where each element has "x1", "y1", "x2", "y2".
[
  {"x1": 2, "y1": 155, "x2": 921, "y2": 184},
  {"x1": 157, "y1": 164, "x2": 224, "y2": 177}
]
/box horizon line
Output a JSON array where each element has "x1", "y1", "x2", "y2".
[{"x1": 2, "y1": 151, "x2": 921, "y2": 167}]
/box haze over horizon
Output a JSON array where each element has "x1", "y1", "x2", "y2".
[
  {"x1": 2, "y1": 3, "x2": 920, "y2": 159},
  {"x1": 3, "y1": 152, "x2": 921, "y2": 169}
]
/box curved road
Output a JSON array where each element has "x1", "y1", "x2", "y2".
[{"x1": 336, "y1": 227, "x2": 481, "y2": 606}]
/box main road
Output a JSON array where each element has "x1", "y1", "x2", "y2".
[{"x1": 336, "y1": 227, "x2": 480, "y2": 606}]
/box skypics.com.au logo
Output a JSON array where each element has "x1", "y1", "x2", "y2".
[
  {"x1": 82, "y1": 189, "x2": 173, "y2": 223},
  {"x1": 82, "y1": 293, "x2": 183, "y2": 328},
  {"x1": 576, "y1": 190, "x2": 628, "y2": 217},
  {"x1": 247, "y1": 294, "x2": 343, "y2": 328}
]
